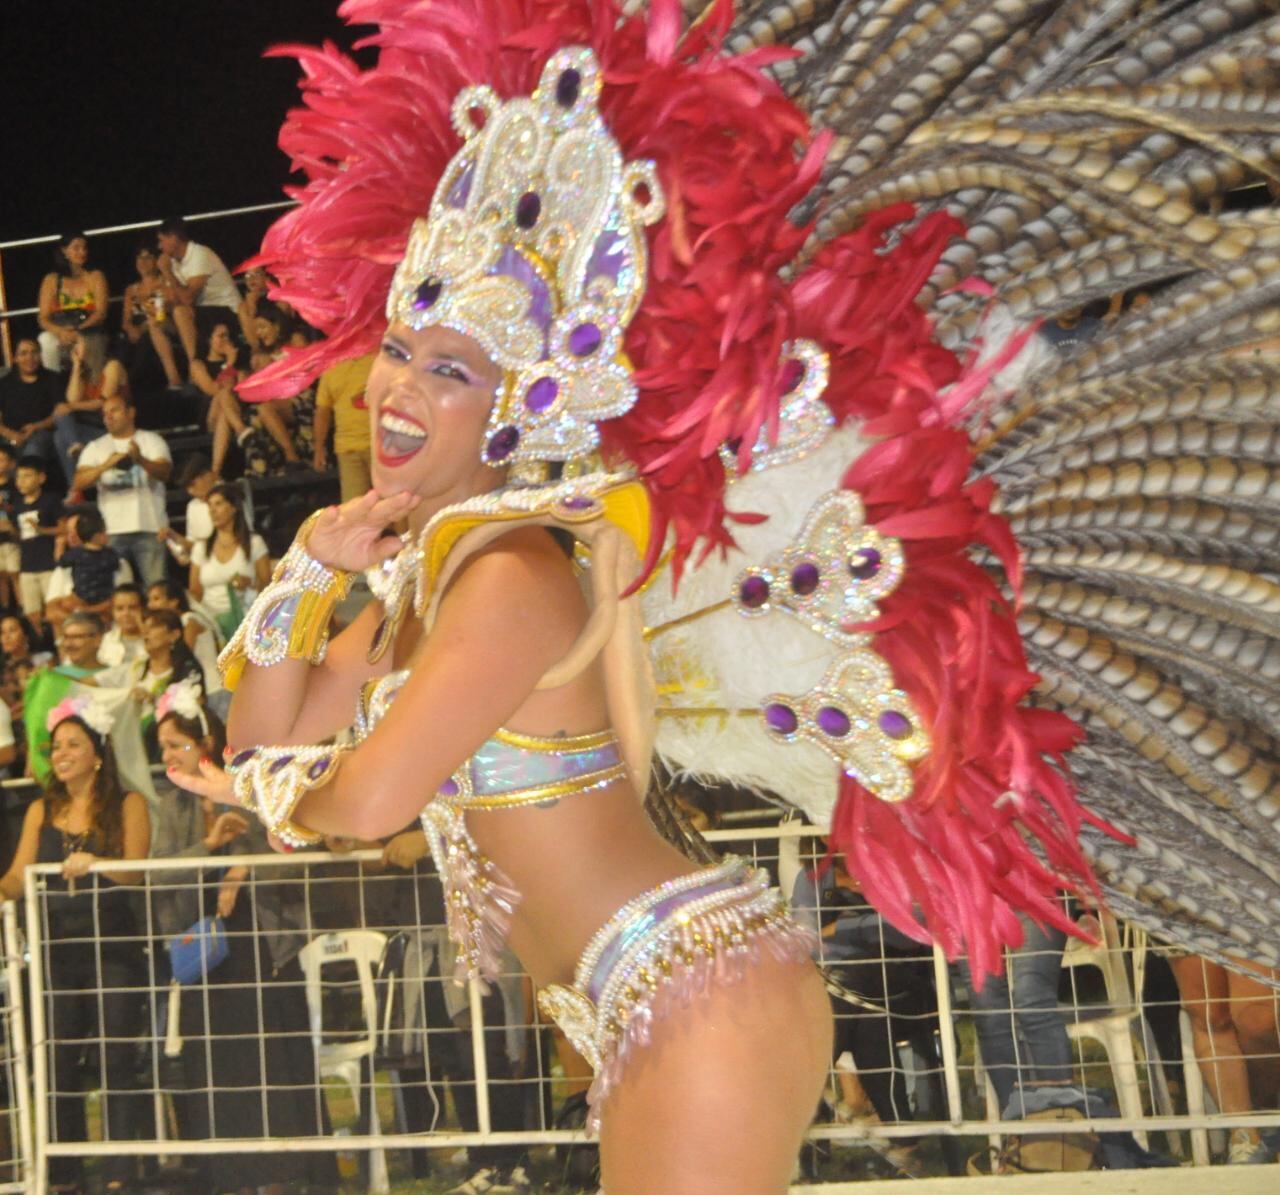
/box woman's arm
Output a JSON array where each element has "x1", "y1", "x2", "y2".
[
  {"x1": 188, "y1": 559, "x2": 204, "y2": 603},
  {"x1": 36, "y1": 275, "x2": 62, "y2": 338},
  {"x1": 287, "y1": 530, "x2": 585, "y2": 840},
  {"x1": 101, "y1": 359, "x2": 125, "y2": 401},
  {"x1": 252, "y1": 552, "x2": 271, "y2": 590},
  {"x1": 187, "y1": 359, "x2": 219, "y2": 399},
  {"x1": 0, "y1": 801, "x2": 44, "y2": 900}
]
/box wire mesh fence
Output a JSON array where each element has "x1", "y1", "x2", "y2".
[{"x1": 0, "y1": 822, "x2": 1275, "y2": 1192}]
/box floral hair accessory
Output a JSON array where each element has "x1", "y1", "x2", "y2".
[
  {"x1": 46, "y1": 693, "x2": 114, "y2": 738},
  {"x1": 156, "y1": 678, "x2": 209, "y2": 736}
]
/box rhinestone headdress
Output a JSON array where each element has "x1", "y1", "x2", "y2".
[{"x1": 386, "y1": 48, "x2": 665, "y2": 469}]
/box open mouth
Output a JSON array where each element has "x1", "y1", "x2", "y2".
[{"x1": 377, "y1": 409, "x2": 428, "y2": 465}]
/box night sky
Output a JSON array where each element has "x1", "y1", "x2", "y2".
[{"x1": 3, "y1": 0, "x2": 371, "y2": 341}]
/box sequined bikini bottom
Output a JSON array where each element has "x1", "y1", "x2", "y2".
[{"x1": 536, "y1": 858, "x2": 816, "y2": 1134}]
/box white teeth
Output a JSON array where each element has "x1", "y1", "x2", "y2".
[{"x1": 379, "y1": 412, "x2": 427, "y2": 439}]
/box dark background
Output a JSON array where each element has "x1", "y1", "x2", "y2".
[{"x1": 2, "y1": 0, "x2": 375, "y2": 349}]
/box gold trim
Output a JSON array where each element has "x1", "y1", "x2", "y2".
[
  {"x1": 492, "y1": 725, "x2": 618, "y2": 752},
  {"x1": 655, "y1": 706, "x2": 757, "y2": 718},
  {"x1": 643, "y1": 598, "x2": 732, "y2": 641},
  {"x1": 462, "y1": 762, "x2": 628, "y2": 809}
]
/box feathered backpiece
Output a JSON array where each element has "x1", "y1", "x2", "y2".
[{"x1": 245, "y1": 0, "x2": 1279, "y2": 975}]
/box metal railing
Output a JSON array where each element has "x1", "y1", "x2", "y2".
[{"x1": 3, "y1": 825, "x2": 1277, "y2": 1193}]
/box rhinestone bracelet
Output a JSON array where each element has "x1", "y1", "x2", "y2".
[
  {"x1": 224, "y1": 744, "x2": 348, "y2": 849},
  {"x1": 219, "y1": 511, "x2": 352, "y2": 688}
]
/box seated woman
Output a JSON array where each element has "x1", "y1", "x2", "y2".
[
  {"x1": 187, "y1": 484, "x2": 270, "y2": 634},
  {"x1": 0, "y1": 699, "x2": 150, "y2": 1194},
  {"x1": 120, "y1": 244, "x2": 183, "y2": 390},
  {"x1": 36, "y1": 233, "x2": 109, "y2": 376},
  {"x1": 188, "y1": 323, "x2": 299, "y2": 477},
  {"x1": 152, "y1": 682, "x2": 336, "y2": 1194}
]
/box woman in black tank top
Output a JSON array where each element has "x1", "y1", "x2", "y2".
[{"x1": 0, "y1": 711, "x2": 150, "y2": 1193}]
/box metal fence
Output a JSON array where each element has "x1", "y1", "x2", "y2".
[{"x1": 0, "y1": 822, "x2": 1275, "y2": 1193}]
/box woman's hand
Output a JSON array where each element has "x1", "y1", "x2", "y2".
[
  {"x1": 304, "y1": 490, "x2": 421, "y2": 572},
  {"x1": 168, "y1": 757, "x2": 237, "y2": 806},
  {"x1": 62, "y1": 851, "x2": 95, "y2": 880},
  {"x1": 204, "y1": 811, "x2": 249, "y2": 851},
  {"x1": 382, "y1": 830, "x2": 429, "y2": 871},
  {"x1": 216, "y1": 879, "x2": 241, "y2": 918}
]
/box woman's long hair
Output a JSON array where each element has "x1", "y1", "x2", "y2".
[
  {"x1": 43, "y1": 716, "x2": 129, "y2": 858},
  {"x1": 143, "y1": 609, "x2": 201, "y2": 685},
  {"x1": 205, "y1": 483, "x2": 252, "y2": 559},
  {"x1": 53, "y1": 230, "x2": 88, "y2": 277}
]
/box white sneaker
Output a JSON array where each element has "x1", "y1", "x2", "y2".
[
  {"x1": 1227, "y1": 1128, "x2": 1272, "y2": 1165},
  {"x1": 446, "y1": 1168, "x2": 517, "y2": 1195}
]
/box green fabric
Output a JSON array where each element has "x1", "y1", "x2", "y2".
[
  {"x1": 23, "y1": 668, "x2": 80, "y2": 786},
  {"x1": 214, "y1": 583, "x2": 246, "y2": 640}
]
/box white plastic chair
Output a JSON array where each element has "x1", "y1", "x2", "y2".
[
  {"x1": 1059, "y1": 913, "x2": 1177, "y2": 1151},
  {"x1": 298, "y1": 930, "x2": 390, "y2": 1192}
]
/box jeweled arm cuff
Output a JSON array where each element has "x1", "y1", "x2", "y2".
[
  {"x1": 218, "y1": 511, "x2": 352, "y2": 689},
  {"x1": 224, "y1": 744, "x2": 347, "y2": 849}
]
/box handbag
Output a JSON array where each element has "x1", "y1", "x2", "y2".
[{"x1": 168, "y1": 915, "x2": 228, "y2": 984}]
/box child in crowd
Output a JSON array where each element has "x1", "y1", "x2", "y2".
[
  {"x1": 45, "y1": 509, "x2": 124, "y2": 632},
  {"x1": 0, "y1": 443, "x2": 21, "y2": 609},
  {"x1": 159, "y1": 456, "x2": 216, "y2": 566},
  {"x1": 14, "y1": 457, "x2": 63, "y2": 628},
  {"x1": 100, "y1": 584, "x2": 146, "y2": 667}
]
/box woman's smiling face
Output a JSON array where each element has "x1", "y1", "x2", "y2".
[{"x1": 366, "y1": 321, "x2": 504, "y2": 503}]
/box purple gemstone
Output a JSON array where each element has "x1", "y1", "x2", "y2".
[
  {"x1": 556, "y1": 68, "x2": 581, "y2": 108},
  {"x1": 307, "y1": 757, "x2": 331, "y2": 780},
  {"x1": 568, "y1": 322, "x2": 602, "y2": 358},
  {"x1": 438, "y1": 777, "x2": 459, "y2": 797},
  {"x1": 781, "y1": 358, "x2": 805, "y2": 395},
  {"x1": 524, "y1": 376, "x2": 559, "y2": 413},
  {"x1": 562, "y1": 495, "x2": 596, "y2": 511},
  {"x1": 849, "y1": 548, "x2": 882, "y2": 580},
  {"x1": 790, "y1": 562, "x2": 820, "y2": 596},
  {"x1": 268, "y1": 754, "x2": 295, "y2": 775},
  {"x1": 229, "y1": 749, "x2": 255, "y2": 769},
  {"x1": 738, "y1": 574, "x2": 770, "y2": 610},
  {"x1": 817, "y1": 706, "x2": 851, "y2": 738},
  {"x1": 486, "y1": 425, "x2": 520, "y2": 462},
  {"x1": 515, "y1": 191, "x2": 542, "y2": 229},
  {"x1": 878, "y1": 710, "x2": 912, "y2": 740},
  {"x1": 764, "y1": 703, "x2": 798, "y2": 735},
  {"x1": 412, "y1": 277, "x2": 442, "y2": 311}
]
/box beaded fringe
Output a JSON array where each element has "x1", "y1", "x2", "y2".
[
  {"x1": 419, "y1": 801, "x2": 521, "y2": 984},
  {"x1": 584, "y1": 899, "x2": 815, "y2": 1134}
]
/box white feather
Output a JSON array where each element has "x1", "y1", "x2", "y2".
[{"x1": 643, "y1": 422, "x2": 874, "y2": 826}]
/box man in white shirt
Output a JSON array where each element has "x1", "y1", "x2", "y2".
[
  {"x1": 73, "y1": 394, "x2": 172, "y2": 587},
  {"x1": 156, "y1": 215, "x2": 242, "y2": 363}
]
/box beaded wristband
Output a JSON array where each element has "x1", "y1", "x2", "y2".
[
  {"x1": 224, "y1": 744, "x2": 348, "y2": 849},
  {"x1": 219, "y1": 511, "x2": 353, "y2": 689}
]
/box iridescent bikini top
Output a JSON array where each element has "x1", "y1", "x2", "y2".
[
  {"x1": 356, "y1": 667, "x2": 629, "y2": 980},
  {"x1": 356, "y1": 669, "x2": 627, "y2": 808}
]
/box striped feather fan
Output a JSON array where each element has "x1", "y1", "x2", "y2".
[{"x1": 668, "y1": 0, "x2": 1280, "y2": 972}]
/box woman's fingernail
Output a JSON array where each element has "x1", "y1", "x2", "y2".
[{"x1": 200, "y1": 757, "x2": 214, "y2": 768}]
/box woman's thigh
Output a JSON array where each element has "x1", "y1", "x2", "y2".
[{"x1": 598, "y1": 955, "x2": 832, "y2": 1195}]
